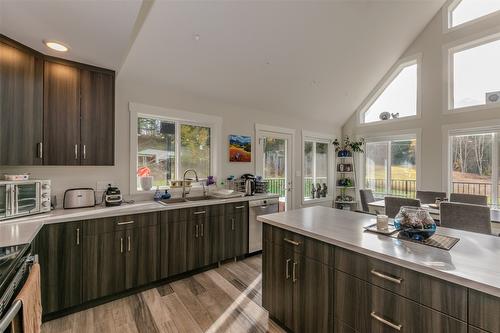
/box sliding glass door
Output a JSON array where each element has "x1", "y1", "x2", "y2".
[
  {"x1": 365, "y1": 137, "x2": 417, "y2": 198},
  {"x1": 449, "y1": 131, "x2": 499, "y2": 206}
]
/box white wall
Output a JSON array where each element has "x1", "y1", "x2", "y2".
[
  {"x1": 342, "y1": 6, "x2": 500, "y2": 192},
  {"x1": 0, "y1": 75, "x2": 339, "y2": 209}
]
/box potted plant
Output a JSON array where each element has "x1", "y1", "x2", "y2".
[
  {"x1": 333, "y1": 136, "x2": 365, "y2": 157},
  {"x1": 137, "y1": 166, "x2": 153, "y2": 191}
]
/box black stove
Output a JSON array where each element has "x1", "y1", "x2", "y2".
[{"x1": 0, "y1": 244, "x2": 30, "y2": 297}]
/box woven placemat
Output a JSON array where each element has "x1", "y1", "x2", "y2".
[{"x1": 390, "y1": 233, "x2": 460, "y2": 251}]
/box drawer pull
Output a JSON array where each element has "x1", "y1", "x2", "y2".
[
  {"x1": 284, "y1": 238, "x2": 300, "y2": 246},
  {"x1": 370, "y1": 312, "x2": 402, "y2": 331},
  {"x1": 235, "y1": 205, "x2": 245, "y2": 209},
  {"x1": 285, "y1": 259, "x2": 291, "y2": 279},
  {"x1": 117, "y1": 220, "x2": 135, "y2": 226},
  {"x1": 370, "y1": 269, "x2": 402, "y2": 284},
  {"x1": 193, "y1": 211, "x2": 206, "y2": 215}
]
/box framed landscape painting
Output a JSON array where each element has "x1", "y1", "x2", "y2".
[{"x1": 229, "y1": 135, "x2": 251, "y2": 162}]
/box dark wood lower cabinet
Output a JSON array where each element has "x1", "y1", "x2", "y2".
[
  {"x1": 126, "y1": 225, "x2": 159, "y2": 289},
  {"x1": 469, "y1": 289, "x2": 500, "y2": 333},
  {"x1": 221, "y1": 203, "x2": 248, "y2": 260},
  {"x1": 160, "y1": 210, "x2": 188, "y2": 278},
  {"x1": 33, "y1": 222, "x2": 82, "y2": 314},
  {"x1": 82, "y1": 230, "x2": 126, "y2": 301},
  {"x1": 262, "y1": 239, "x2": 333, "y2": 333}
]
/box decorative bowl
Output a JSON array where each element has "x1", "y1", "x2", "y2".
[{"x1": 393, "y1": 206, "x2": 436, "y2": 241}]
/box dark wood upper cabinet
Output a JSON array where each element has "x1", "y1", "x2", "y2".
[
  {"x1": 80, "y1": 70, "x2": 114, "y2": 165},
  {"x1": 0, "y1": 36, "x2": 43, "y2": 165},
  {"x1": 43, "y1": 60, "x2": 81, "y2": 165},
  {"x1": 0, "y1": 34, "x2": 115, "y2": 166}
]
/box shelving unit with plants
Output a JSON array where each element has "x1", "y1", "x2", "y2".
[{"x1": 333, "y1": 137, "x2": 364, "y2": 211}]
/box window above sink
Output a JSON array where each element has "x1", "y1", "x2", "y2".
[{"x1": 129, "y1": 103, "x2": 222, "y2": 194}]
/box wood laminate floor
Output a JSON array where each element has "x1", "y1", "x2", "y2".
[{"x1": 42, "y1": 255, "x2": 284, "y2": 333}]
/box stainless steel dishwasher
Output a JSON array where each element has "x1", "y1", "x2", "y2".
[{"x1": 248, "y1": 197, "x2": 279, "y2": 253}]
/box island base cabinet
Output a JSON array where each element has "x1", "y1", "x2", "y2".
[
  {"x1": 262, "y1": 240, "x2": 333, "y2": 333},
  {"x1": 334, "y1": 270, "x2": 467, "y2": 333},
  {"x1": 469, "y1": 290, "x2": 500, "y2": 333}
]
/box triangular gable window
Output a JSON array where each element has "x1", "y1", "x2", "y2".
[
  {"x1": 449, "y1": 0, "x2": 500, "y2": 29},
  {"x1": 361, "y1": 59, "x2": 418, "y2": 124}
]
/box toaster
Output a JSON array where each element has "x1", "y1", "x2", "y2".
[{"x1": 63, "y1": 188, "x2": 96, "y2": 209}]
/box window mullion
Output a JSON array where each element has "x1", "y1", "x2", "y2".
[
  {"x1": 387, "y1": 141, "x2": 392, "y2": 196},
  {"x1": 492, "y1": 132, "x2": 499, "y2": 207},
  {"x1": 175, "y1": 122, "x2": 181, "y2": 179},
  {"x1": 313, "y1": 141, "x2": 317, "y2": 185}
]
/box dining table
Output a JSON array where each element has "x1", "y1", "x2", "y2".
[{"x1": 367, "y1": 199, "x2": 500, "y2": 236}]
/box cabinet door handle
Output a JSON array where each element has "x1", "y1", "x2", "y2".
[
  {"x1": 235, "y1": 205, "x2": 245, "y2": 209},
  {"x1": 292, "y1": 262, "x2": 298, "y2": 283},
  {"x1": 200, "y1": 223, "x2": 204, "y2": 237},
  {"x1": 74, "y1": 144, "x2": 78, "y2": 160},
  {"x1": 285, "y1": 259, "x2": 291, "y2": 279},
  {"x1": 193, "y1": 210, "x2": 206, "y2": 215},
  {"x1": 195, "y1": 225, "x2": 199, "y2": 238},
  {"x1": 284, "y1": 238, "x2": 300, "y2": 246},
  {"x1": 231, "y1": 218, "x2": 235, "y2": 231},
  {"x1": 117, "y1": 221, "x2": 135, "y2": 226},
  {"x1": 127, "y1": 236, "x2": 131, "y2": 252},
  {"x1": 370, "y1": 269, "x2": 402, "y2": 284},
  {"x1": 120, "y1": 237, "x2": 124, "y2": 253},
  {"x1": 76, "y1": 228, "x2": 80, "y2": 245},
  {"x1": 83, "y1": 145, "x2": 86, "y2": 160},
  {"x1": 370, "y1": 312, "x2": 402, "y2": 331},
  {"x1": 38, "y1": 142, "x2": 43, "y2": 159}
]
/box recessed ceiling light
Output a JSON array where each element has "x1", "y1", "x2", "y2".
[
  {"x1": 44, "y1": 40, "x2": 69, "y2": 52},
  {"x1": 194, "y1": 34, "x2": 201, "y2": 41}
]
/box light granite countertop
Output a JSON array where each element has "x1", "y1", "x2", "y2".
[
  {"x1": 0, "y1": 193, "x2": 278, "y2": 247},
  {"x1": 257, "y1": 206, "x2": 500, "y2": 298}
]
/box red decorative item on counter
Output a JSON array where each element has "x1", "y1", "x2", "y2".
[{"x1": 137, "y1": 166, "x2": 151, "y2": 177}]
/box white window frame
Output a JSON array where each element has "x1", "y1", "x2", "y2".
[
  {"x1": 129, "y1": 102, "x2": 222, "y2": 194},
  {"x1": 362, "y1": 129, "x2": 421, "y2": 198},
  {"x1": 443, "y1": 30, "x2": 500, "y2": 114},
  {"x1": 357, "y1": 54, "x2": 422, "y2": 127},
  {"x1": 301, "y1": 130, "x2": 335, "y2": 205},
  {"x1": 443, "y1": 0, "x2": 500, "y2": 33},
  {"x1": 442, "y1": 120, "x2": 500, "y2": 208}
]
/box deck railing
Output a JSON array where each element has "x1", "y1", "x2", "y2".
[{"x1": 266, "y1": 177, "x2": 327, "y2": 198}]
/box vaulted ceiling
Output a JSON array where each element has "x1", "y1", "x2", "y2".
[{"x1": 1, "y1": 0, "x2": 446, "y2": 126}]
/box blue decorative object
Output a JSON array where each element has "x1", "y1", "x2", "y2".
[
  {"x1": 394, "y1": 206, "x2": 437, "y2": 241},
  {"x1": 153, "y1": 187, "x2": 162, "y2": 201},
  {"x1": 161, "y1": 190, "x2": 171, "y2": 200}
]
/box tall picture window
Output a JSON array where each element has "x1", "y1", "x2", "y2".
[{"x1": 449, "y1": 130, "x2": 499, "y2": 206}]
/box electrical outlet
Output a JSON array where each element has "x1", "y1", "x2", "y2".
[{"x1": 96, "y1": 181, "x2": 116, "y2": 191}]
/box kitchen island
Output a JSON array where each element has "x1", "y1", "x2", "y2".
[{"x1": 258, "y1": 206, "x2": 500, "y2": 333}]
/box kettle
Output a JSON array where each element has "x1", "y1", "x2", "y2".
[{"x1": 241, "y1": 174, "x2": 256, "y2": 196}]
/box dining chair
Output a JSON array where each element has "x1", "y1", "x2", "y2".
[
  {"x1": 359, "y1": 189, "x2": 376, "y2": 212},
  {"x1": 440, "y1": 202, "x2": 492, "y2": 235},
  {"x1": 449, "y1": 193, "x2": 488, "y2": 206},
  {"x1": 416, "y1": 190, "x2": 447, "y2": 204},
  {"x1": 384, "y1": 196, "x2": 421, "y2": 218}
]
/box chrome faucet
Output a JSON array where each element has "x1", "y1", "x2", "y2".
[{"x1": 182, "y1": 169, "x2": 208, "y2": 199}]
